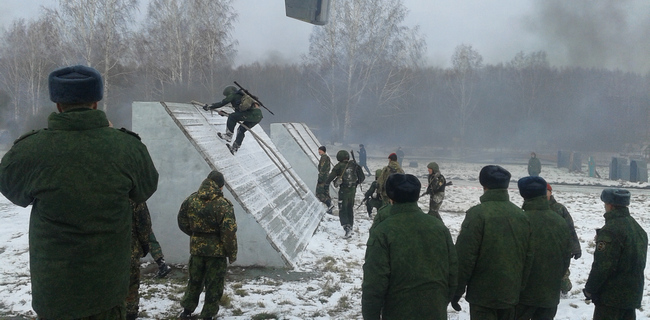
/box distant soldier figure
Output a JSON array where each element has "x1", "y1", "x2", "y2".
[
  {"x1": 584, "y1": 189, "x2": 647, "y2": 320},
  {"x1": 178, "y1": 170, "x2": 238, "y2": 320},
  {"x1": 325, "y1": 150, "x2": 365, "y2": 238},
  {"x1": 377, "y1": 153, "x2": 404, "y2": 206},
  {"x1": 547, "y1": 183, "x2": 582, "y2": 295},
  {"x1": 515, "y1": 176, "x2": 571, "y2": 320},
  {"x1": 423, "y1": 162, "x2": 447, "y2": 221},
  {"x1": 528, "y1": 152, "x2": 541, "y2": 176},
  {"x1": 358, "y1": 144, "x2": 372, "y2": 176},
  {"x1": 127, "y1": 201, "x2": 153, "y2": 320},
  {"x1": 204, "y1": 85, "x2": 263, "y2": 155},
  {"x1": 363, "y1": 169, "x2": 384, "y2": 218},
  {"x1": 316, "y1": 146, "x2": 334, "y2": 214},
  {"x1": 396, "y1": 147, "x2": 405, "y2": 167}
]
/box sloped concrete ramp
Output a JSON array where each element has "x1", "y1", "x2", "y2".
[{"x1": 132, "y1": 101, "x2": 325, "y2": 268}]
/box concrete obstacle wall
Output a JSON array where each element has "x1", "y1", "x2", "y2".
[{"x1": 132, "y1": 102, "x2": 325, "y2": 268}]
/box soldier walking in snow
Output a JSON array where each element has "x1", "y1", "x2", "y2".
[
  {"x1": 528, "y1": 152, "x2": 541, "y2": 176},
  {"x1": 358, "y1": 144, "x2": 372, "y2": 176},
  {"x1": 423, "y1": 161, "x2": 447, "y2": 221},
  {"x1": 325, "y1": 150, "x2": 365, "y2": 238},
  {"x1": 377, "y1": 153, "x2": 404, "y2": 206},
  {"x1": 316, "y1": 146, "x2": 334, "y2": 214},
  {"x1": 178, "y1": 170, "x2": 238, "y2": 320},
  {"x1": 204, "y1": 85, "x2": 263, "y2": 155}
]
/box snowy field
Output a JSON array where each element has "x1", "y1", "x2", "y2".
[{"x1": 1, "y1": 157, "x2": 650, "y2": 319}]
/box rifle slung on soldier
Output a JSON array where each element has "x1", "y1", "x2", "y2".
[{"x1": 234, "y1": 81, "x2": 274, "y2": 115}]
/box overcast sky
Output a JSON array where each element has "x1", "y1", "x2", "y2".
[{"x1": 1, "y1": 0, "x2": 649, "y2": 73}]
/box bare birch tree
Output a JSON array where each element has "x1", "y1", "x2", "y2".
[
  {"x1": 507, "y1": 51, "x2": 552, "y2": 121},
  {"x1": 447, "y1": 44, "x2": 483, "y2": 151}
]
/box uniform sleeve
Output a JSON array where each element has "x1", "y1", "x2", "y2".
[
  {"x1": 562, "y1": 206, "x2": 582, "y2": 255},
  {"x1": 454, "y1": 211, "x2": 484, "y2": 297},
  {"x1": 362, "y1": 229, "x2": 390, "y2": 320},
  {"x1": 445, "y1": 227, "x2": 459, "y2": 302},
  {"x1": 220, "y1": 201, "x2": 238, "y2": 262},
  {"x1": 318, "y1": 157, "x2": 330, "y2": 183},
  {"x1": 177, "y1": 198, "x2": 192, "y2": 236},
  {"x1": 324, "y1": 163, "x2": 341, "y2": 185},
  {"x1": 585, "y1": 229, "x2": 621, "y2": 295},
  {"x1": 133, "y1": 202, "x2": 153, "y2": 252},
  {"x1": 128, "y1": 142, "x2": 159, "y2": 204},
  {"x1": 0, "y1": 148, "x2": 34, "y2": 207}
]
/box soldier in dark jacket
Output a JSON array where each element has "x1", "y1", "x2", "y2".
[
  {"x1": 205, "y1": 85, "x2": 263, "y2": 154},
  {"x1": 178, "y1": 170, "x2": 238, "y2": 320},
  {"x1": 584, "y1": 188, "x2": 647, "y2": 320},
  {"x1": 452, "y1": 165, "x2": 533, "y2": 320},
  {"x1": 362, "y1": 173, "x2": 458, "y2": 320},
  {"x1": 325, "y1": 150, "x2": 365, "y2": 238},
  {"x1": 377, "y1": 153, "x2": 404, "y2": 206},
  {"x1": 363, "y1": 169, "x2": 384, "y2": 218},
  {"x1": 316, "y1": 146, "x2": 334, "y2": 214},
  {"x1": 0, "y1": 65, "x2": 159, "y2": 319},
  {"x1": 527, "y1": 152, "x2": 541, "y2": 176},
  {"x1": 547, "y1": 183, "x2": 582, "y2": 294},
  {"x1": 358, "y1": 144, "x2": 372, "y2": 175},
  {"x1": 127, "y1": 201, "x2": 154, "y2": 320},
  {"x1": 515, "y1": 177, "x2": 571, "y2": 320},
  {"x1": 423, "y1": 162, "x2": 447, "y2": 221}
]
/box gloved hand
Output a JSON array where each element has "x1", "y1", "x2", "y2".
[
  {"x1": 573, "y1": 251, "x2": 582, "y2": 259},
  {"x1": 202, "y1": 104, "x2": 209, "y2": 111},
  {"x1": 451, "y1": 295, "x2": 462, "y2": 311},
  {"x1": 141, "y1": 243, "x2": 150, "y2": 257}
]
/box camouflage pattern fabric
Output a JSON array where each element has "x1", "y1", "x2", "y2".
[
  {"x1": 517, "y1": 196, "x2": 571, "y2": 309},
  {"x1": 376, "y1": 160, "x2": 404, "y2": 206},
  {"x1": 181, "y1": 256, "x2": 228, "y2": 319},
  {"x1": 148, "y1": 232, "x2": 164, "y2": 261},
  {"x1": 427, "y1": 172, "x2": 447, "y2": 220},
  {"x1": 0, "y1": 108, "x2": 159, "y2": 319},
  {"x1": 455, "y1": 189, "x2": 533, "y2": 310},
  {"x1": 325, "y1": 159, "x2": 361, "y2": 227},
  {"x1": 362, "y1": 202, "x2": 458, "y2": 320},
  {"x1": 585, "y1": 206, "x2": 647, "y2": 309},
  {"x1": 316, "y1": 153, "x2": 332, "y2": 204},
  {"x1": 127, "y1": 201, "x2": 153, "y2": 316}
]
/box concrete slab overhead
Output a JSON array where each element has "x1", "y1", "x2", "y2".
[{"x1": 132, "y1": 101, "x2": 325, "y2": 268}]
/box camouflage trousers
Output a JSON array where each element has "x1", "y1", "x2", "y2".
[
  {"x1": 338, "y1": 186, "x2": 356, "y2": 227},
  {"x1": 181, "y1": 255, "x2": 228, "y2": 319},
  {"x1": 148, "y1": 232, "x2": 164, "y2": 261},
  {"x1": 366, "y1": 198, "x2": 382, "y2": 215},
  {"x1": 126, "y1": 252, "x2": 142, "y2": 315},
  {"x1": 428, "y1": 192, "x2": 444, "y2": 221},
  {"x1": 39, "y1": 304, "x2": 126, "y2": 320},
  {"x1": 315, "y1": 183, "x2": 331, "y2": 205}
]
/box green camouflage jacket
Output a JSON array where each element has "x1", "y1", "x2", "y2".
[
  {"x1": 362, "y1": 202, "x2": 458, "y2": 319},
  {"x1": 318, "y1": 153, "x2": 331, "y2": 184},
  {"x1": 0, "y1": 108, "x2": 159, "y2": 319},
  {"x1": 519, "y1": 196, "x2": 571, "y2": 308},
  {"x1": 131, "y1": 201, "x2": 153, "y2": 259},
  {"x1": 455, "y1": 189, "x2": 533, "y2": 309},
  {"x1": 549, "y1": 195, "x2": 582, "y2": 256},
  {"x1": 178, "y1": 178, "x2": 238, "y2": 261},
  {"x1": 585, "y1": 207, "x2": 647, "y2": 309},
  {"x1": 377, "y1": 160, "x2": 404, "y2": 199}
]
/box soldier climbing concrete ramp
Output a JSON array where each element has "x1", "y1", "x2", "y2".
[{"x1": 132, "y1": 101, "x2": 325, "y2": 268}]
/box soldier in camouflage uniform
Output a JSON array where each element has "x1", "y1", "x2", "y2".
[
  {"x1": 377, "y1": 153, "x2": 404, "y2": 206},
  {"x1": 584, "y1": 189, "x2": 647, "y2": 320},
  {"x1": 0, "y1": 65, "x2": 159, "y2": 320},
  {"x1": 452, "y1": 165, "x2": 533, "y2": 319},
  {"x1": 527, "y1": 152, "x2": 541, "y2": 176},
  {"x1": 363, "y1": 169, "x2": 384, "y2": 218},
  {"x1": 546, "y1": 183, "x2": 582, "y2": 295},
  {"x1": 515, "y1": 177, "x2": 571, "y2": 320},
  {"x1": 316, "y1": 146, "x2": 334, "y2": 214},
  {"x1": 362, "y1": 173, "x2": 458, "y2": 320},
  {"x1": 423, "y1": 162, "x2": 447, "y2": 221},
  {"x1": 325, "y1": 150, "x2": 365, "y2": 238},
  {"x1": 205, "y1": 85, "x2": 263, "y2": 154},
  {"x1": 127, "y1": 201, "x2": 153, "y2": 320},
  {"x1": 178, "y1": 170, "x2": 238, "y2": 320}
]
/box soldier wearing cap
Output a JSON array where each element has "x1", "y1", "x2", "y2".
[
  {"x1": 584, "y1": 188, "x2": 647, "y2": 320},
  {"x1": 0, "y1": 65, "x2": 159, "y2": 319},
  {"x1": 178, "y1": 170, "x2": 238, "y2": 320},
  {"x1": 452, "y1": 165, "x2": 533, "y2": 319},
  {"x1": 362, "y1": 173, "x2": 457, "y2": 320},
  {"x1": 515, "y1": 176, "x2": 571, "y2": 320},
  {"x1": 376, "y1": 153, "x2": 404, "y2": 206}
]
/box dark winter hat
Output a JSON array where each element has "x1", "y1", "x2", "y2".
[
  {"x1": 207, "y1": 170, "x2": 225, "y2": 188},
  {"x1": 479, "y1": 165, "x2": 511, "y2": 189},
  {"x1": 385, "y1": 173, "x2": 421, "y2": 203},
  {"x1": 427, "y1": 162, "x2": 439, "y2": 172},
  {"x1": 359, "y1": 144, "x2": 364, "y2": 148},
  {"x1": 319, "y1": 146, "x2": 326, "y2": 152},
  {"x1": 388, "y1": 153, "x2": 397, "y2": 161},
  {"x1": 49, "y1": 65, "x2": 103, "y2": 104},
  {"x1": 517, "y1": 176, "x2": 548, "y2": 200},
  {"x1": 600, "y1": 188, "x2": 630, "y2": 206},
  {"x1": 336, "y1": 150, "x2": 350, "y2": 161}
]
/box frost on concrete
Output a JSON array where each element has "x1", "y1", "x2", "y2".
[{"x1": 133, "y1": 101, "x2": 324, "y2": 269}]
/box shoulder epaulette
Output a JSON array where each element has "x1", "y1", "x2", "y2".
[
  {"x1": 13, "y1": 129, "x2": 43, "y2": 145},
  {"x1": 119, "y1": 127, "x2": 141, "y2": 140}
]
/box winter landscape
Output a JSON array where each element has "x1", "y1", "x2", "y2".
[{"x1": 1, "y1": 153, "x2": 649, "y2": 320}]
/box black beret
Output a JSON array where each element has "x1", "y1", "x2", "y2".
[
  {"x1": 479, "y1": 165, "x2": 511, "y2": 189},
  {"x1": 601, "y1": 188, "x2": 630, "y2": 206},
  {"x1": 49, "y1": 65, "x2": 103, "y2": 104},
  {"x1": 386, "y1": 173, "x2": 421, "y2": 203},
  {"x1": 319, "y1": 146, "x2": 326, "y2": 152},
  {"x1": 207, "y1": 170, "x2": 225, "y2": 188},
  {"x1": 518, "y1": 176, "x2": 548, "y2": 200}
]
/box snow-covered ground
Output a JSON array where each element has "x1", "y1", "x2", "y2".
[{"x1": 1, "y1": 158, "x2": 650, "y2": 319}]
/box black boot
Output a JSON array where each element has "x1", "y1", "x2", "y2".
[
  {"x1": 179, "y1": 309, "x2": 193, "y2": 319},
  {"x1": 126, "y1": 313, "x2": 137, "y2": 320},
  {"x1": 155, "y1": 258, "x2": 171, "y2": 278}
]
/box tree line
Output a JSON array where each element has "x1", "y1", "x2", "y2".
[{"x1": 1, "y1": 0, "x2": 649, "y2": 154}]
